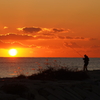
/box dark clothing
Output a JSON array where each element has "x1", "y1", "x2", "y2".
[
  {"x1": 83, "y1": 55, "x2": 89, "y2": 71},
  {"x1": 84, "y1": 62, "x2": 89, "y2": 66},
  {"x1": 83, "y1": 56, "x2": 89, "y2": 65}
]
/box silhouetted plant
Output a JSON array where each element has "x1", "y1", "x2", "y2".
[
  {"x1": 14, "y1": 74, "x2": 27, "y2": 79},
  {"x1": 28, "y1": 66, "x2": 89, "y2": 80}
]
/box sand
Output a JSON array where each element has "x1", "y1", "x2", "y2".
[{"x1": 0, "y1": 70, "x2": 100, "y2": 100}]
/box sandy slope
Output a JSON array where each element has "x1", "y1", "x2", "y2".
[{"x1": 0, "y1": 70, "x2": 100, "y2": 100}]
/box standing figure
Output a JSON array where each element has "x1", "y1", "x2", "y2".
[{"x1": 83, "y1": 55, "x2": 89, "y2": 71}]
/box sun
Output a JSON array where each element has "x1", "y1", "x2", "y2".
[{"x1": 9, "y1": 49, "x2": 18, "y2": 56}]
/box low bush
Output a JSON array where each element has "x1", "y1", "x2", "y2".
[
  {"x1": 14, "y1": 74, "x2": 27, "y2": 79},
  {"x1": 28, "y1": 67, "x2": 89, "y2": 80}
]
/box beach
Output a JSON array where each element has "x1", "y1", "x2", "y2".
[
  {"x1": 0, "y1": 0, "x2": 100, "y2": 99},
  {"x1": 0, "y1": 70, "x2": 100, "y2": 100}
]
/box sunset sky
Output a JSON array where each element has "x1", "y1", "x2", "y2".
[{"x1": 0, "y1": 0, "x2": 100, "y2": 57}]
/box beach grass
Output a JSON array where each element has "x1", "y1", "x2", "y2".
[
  {"x1": 15, "y1": 66, "x2": 89, "y2": 80},
  {"x1": 29, "y1": 67, "x2": 89, "y2": 80}
]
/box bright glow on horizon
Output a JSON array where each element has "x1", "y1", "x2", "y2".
[{"x1": 8, "y1": 49, "x2": 18, "y2": 56}]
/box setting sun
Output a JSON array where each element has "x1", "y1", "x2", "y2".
[{"x1": 9, "y1": 49, "x2": 18, "y2": 56}]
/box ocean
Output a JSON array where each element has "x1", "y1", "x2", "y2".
[{"x1": 0, "y1": 57, "x2": 100, "y2": 78}]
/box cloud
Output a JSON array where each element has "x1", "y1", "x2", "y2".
[
  {"x1": 0, "y1": 41, "x2": 28, "y2": 49},
  {"x1": 4, "y1": 26, "x2": 8, "y2": 29},
  {"x1": 0, "y1": 41, "x2": 9, "y2": 48},
  {"x1": 0, "y1": 33, "x2": 33, "y2": 40},
  {"x1": 65, "y1": 36, "x2": 87, "y2": 40},
  {"x1": 58, "y1": 36, "x2": 84, "y2": 40},
  {"x1": 53, "y1": 28, "x2": 65, "y2": 32},
  {"x1": 0, "y1": 33, "x2": 57, "y2": 41},
  {"x1": 90, "y1": 45, "x2": 100, "y2": 48},
  {"x1": 33, "y1": 35, "x2": 55, "y2": 40},
  {"x1": 58, "y1": 36, "x2": 95, "y2": 41},
  {"x1": 17, "y1": 26, "x2": 67, "y2": 34},
  {"x1": 74, "y1": 37, "x2": 97, "y2": 41},
  {"x1": 0, "y1": 40, "x2": 41, "y2": 49},
  {"x1": 64, "y1": 42, "x2": 81, "y2": 48},
  {"x1": 29, "y1": 44, "x2": 42, "y2": 48},
  {"x1": 23, "y1": 27, "x2": 42, "y2": 33},
  {"x1": 17, "y1": 27, "x2": 42, "y2": 33},
  {"x1": 74, "y1": 37, "x2": 85, "y2": 39},
  {"x1": 66, "y1": 36, "x2": 73, "y2": 39},
  {"x1": 89, "y1": 38, "x2": 97, "y2": 41},
  {"x1": 10, "y1": 42, "x2": 28, "y2": 48},
  {"x1": 35, "y1": 27, "x2": 66, "y2": 35},
  {"x1": 0, "y1": 33, "x2": 96, "y2": 43},
  {"x1": 58, "y1": 36, "x2": 65, "y2": 39}
]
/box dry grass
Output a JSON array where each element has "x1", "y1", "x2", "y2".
[{"x1": 27, "y1": 66, "x2": 89, "y2": 80}]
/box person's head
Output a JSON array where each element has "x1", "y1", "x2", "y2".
[{"x1": 84, "y1": 54, "x2": 88, "y2": 58}]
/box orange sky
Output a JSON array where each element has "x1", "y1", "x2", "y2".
[{"x1": 0, "y1": 0, "x2": 100, "y2": 57}]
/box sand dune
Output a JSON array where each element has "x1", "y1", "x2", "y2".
[{"x1": 0, "y1": 70, "x2": 100, "y2": 100}]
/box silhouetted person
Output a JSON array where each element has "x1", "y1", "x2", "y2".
[{"x1": 83, "y1": 55, "x2": 89, "y2": 71}]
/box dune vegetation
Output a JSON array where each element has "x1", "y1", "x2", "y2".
[{"x1": 15, "y1": 66, "x2": 89, "y2": 80}]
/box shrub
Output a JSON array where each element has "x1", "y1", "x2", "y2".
[
  {"x1": 28, "y1": 66, "x2": 89, "y2": 80},
  {"x1": 14, "y1": 74, "x2": 27, "y2": 79}
]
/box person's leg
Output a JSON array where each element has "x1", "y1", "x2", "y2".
[
  {"x1": 84, "y1": 66, "x2": 87, "y2": 71},
  {"x1": 85, "y1": 63, "x2": 88, "y2": 71},
  {"x1": 85, "y1": 66, "x2": 87, "y2": 71},
  {"x1": 83, "y1": 64, "x2": 86, "y2": 71}
]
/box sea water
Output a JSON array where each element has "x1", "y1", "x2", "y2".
[{"x1": 0, "y1": 57, "x2": 99, "y2": 78}]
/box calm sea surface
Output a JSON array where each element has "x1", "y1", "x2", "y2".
[{"x1": 0, "y1": 57, "x2": 100, "y2": 78}]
